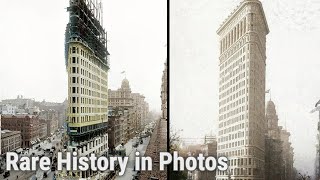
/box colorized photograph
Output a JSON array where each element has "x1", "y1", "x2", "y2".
[{"x1": 0, "y1": 0, "x2": 167, "y2": 179}]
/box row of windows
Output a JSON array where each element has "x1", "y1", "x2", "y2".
[
  {"x1": 219, "y1": 79, "x2": 246, "y2": 101},
  {"x1": 220, "y1": 61, "x2": 246, "y2": 89},
  {"x1": 217, "y1": 167, "x2": 254, "y2": 177},
  {"x1": 68, "y1": 113, "x2": 107, "y2": 124},
  {"x1": 70, "y1": 75, "x2": 106, "y2": 93},
  {"x1": 70, "y1": 86, "x2": 107, "y2": 99},
  {"x1": 69, "y1": 106, "x2": 107, "y2": 114},
  {"x1": 69, "y1": 96, "x2": 107, "y2": 106},
  {"x1": 220, "y1": 94, "x2": 245, "y2": 114},
  {"x1": 220, "y1": 17, "x2": 247, "y2": 53},
  {"x1": 69, "y1": 63, "x2": 107, "y2": 88},
  {"x1": 70, "y1": 45, "x2": 108, "y2": 73},
  {"x1": 218, "y1": 139, "x2": 245, "y2": 150},
  {"x1": 219, "y1": 130, "x2": 245, "y2": 143},
  {"x1": 220, "y1": 53, "x2": 246, "y2": 82},
  {"x1": 219, "y1": 112, "x2": 245, "y2": 129},
  {"x1": 219, "y1": 102, "x2": 247, "y2": 121},
  {"x1": 219, "y1": 120, "x2": 245, "y2": 136}
]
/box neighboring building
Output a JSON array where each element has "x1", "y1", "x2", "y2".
[
  {"x1": 139, "y1": 119, "x2": 167, "y2": 180},
  {"x1": 1, "y1": 130, "x2": 21, "y2": 155},
  {"x1": 108, "y1": 107, "x2": 127, "y2": 152},
  {"x1": 39, "y1": 109, "x2": 59, "y2": 136},
  {"x1": 139, "y1": 59, "x2": 167, "y2": 180},
  {"x1": 161, "y1": 60, "x2": 167, "y2": 120},
  {"x1": 38, "y1": 123, "x2": 48, "y2": 140},
  {"x1": 1, "y1": 95, "x2": 35, "y2": 109},
  {"x1": 36, "y1": 99, "x2": 68, "y2": 128},
  {"x1": 265, "y1": 100, "x2": 296, "y2": 180},
  {"x1": 26, "y1": 106, "x2": 40, "y2": 115},
  {"x1": 61, "y1": 0, "x2": 110, "y2": 179},
  {"x1": 199, "y1": 135, "x2": 218, "y2": 180},
  {"x1": 1, "y1": 115, "x2": 40, "y2": 148},
  {"x1": 265, "y1": 100, "x2": 283, "y2": 180},
  {"x1": 109, "y1": 78, "x2": 149, "y2": 134},
  {"x1": 217, "y1": 0, "x2": 269, "y2": 179},
  {"x1": 132, "y1": 93, "x2": 148, "y2": 131},
  {"x1": 280, "y1": 128, "x2": 295, "y2": 180},
  {"x1": 0, "y1": 104, "x2": 17, "y2": 115},
  {"x1": 109, "y1": 78, "x2": 134, "y2": 108}
]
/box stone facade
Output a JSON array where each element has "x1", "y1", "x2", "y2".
[
  {"x1": 1, "y1": 130, "x2": 21, "y2": 155},
  {"x1": 265, "y1": 100, "x2": 283, "y2": 180},
  {"x1": 161, "y1": 60, "x2": 167, "y2": 120},
  {"x1": 39, "y1": 109, "x2": 59, "y2": 136},
  {"x1": 109, "y1": 78, "x2": 149, "y2": 134},
  {"x1": 199, "y1": 136, "x2": 218, "y2": 180},
  {"x1": 217, "y1": 0, "x2": 269, "y2": 179},
  {"x1": 1, "y1": 115, "x2": 40, "y2": 148},
  {"x1": 280, "y1": 128, "x2": 294, "y2": 180},
  {"x1": 107, "y1": 107, "x2": 127, "y2": 152}
]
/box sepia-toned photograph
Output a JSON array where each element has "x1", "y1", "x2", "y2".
[{"x1": 171, "y1": 0, "x2": 320, "y2": 179}]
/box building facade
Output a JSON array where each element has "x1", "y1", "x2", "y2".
[
  {"x1": 108, "y1": 107, "x2": 127, "y2": 152},
  {"x1": 1, "y1": 115, "x2": 40, "y2": 148},
  {"x1": 265, "y1": 100, "x2": 283, "y2": 180},
  {"x1": 109, "y1": 78, "x2": 149, "y2": 134},
  {"x1": 1, "y1": 130, "x2": 21, "y2": 155},
  {"x1": 61, "y1": 0, "x2": 110, "y2": 178},
  {"x1": 0, "y1": 104, "x2": 17, "y2": 115},
  {"x1": 161, "y1": 60, "x2": 167, "y2": 120},
  {"x1": 1, "y1": 95, "x2": 35, "y2": 109},
  {"x1": 217, "y1": 0, "x2": 269, "y2": 179},
  {"x1": 108, "y1": 78, "x2": 134, "y2": 108},
  {"x1": 39, "y1": 109, "x2": 59, "y2": 136},
  {"x1": 280, "y1": 128, "x2": 294, "y2": 180},
  {"x1": 199, "y1": 135, "x2": 218, "y2": 180}
]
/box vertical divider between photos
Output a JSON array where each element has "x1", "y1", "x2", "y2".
[{"x1": 167, "y1": 0, "x2": 170, "y2": 179}]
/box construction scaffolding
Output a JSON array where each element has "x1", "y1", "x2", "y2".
[
  {"x1": 64, "y1": 0, "x2": 110, "y2": 143},
  {"x1": 65, "y1": 0, "x2": 109, "y2": 68}
]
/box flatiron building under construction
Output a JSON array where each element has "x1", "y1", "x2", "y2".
[
  {"x1": 62, "y1": 0, "x2": 110, "y2": 179},
  {"x1": 217, "y1": 0, "x2": 269, "y2": 179}
]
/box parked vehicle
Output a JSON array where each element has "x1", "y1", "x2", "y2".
[{"x1": 3, "y1": 171, "x2": 10, "y2": 178}]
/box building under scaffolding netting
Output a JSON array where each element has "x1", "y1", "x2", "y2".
[
  {"x1": 65, "y1": 0, "x2": 109, "y2": 68},
  {"x1": 61, "y1": 1, "x2": 111, "y2": 179}
]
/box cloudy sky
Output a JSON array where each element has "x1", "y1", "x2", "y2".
[
  {"x1": 171, "y1": 0, "x2": 320, "y2": 175},
  {"x1": 0, "y1": 0, "x2": 167, "y2": 111}
]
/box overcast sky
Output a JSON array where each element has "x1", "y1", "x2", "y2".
[
  {"x1": 171, "y1": 0, "x2": 320, "y2": 175},
  {"x1": 0, "y1": 0, "x2": 167, "y2": 112}
]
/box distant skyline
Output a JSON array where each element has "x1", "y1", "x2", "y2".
[
  {"x1": 0, "y1": 0, "x2": 167, "y2": 112},
  {"x1": 171, "y1": 0, "x2": 320, "y2": 175}
]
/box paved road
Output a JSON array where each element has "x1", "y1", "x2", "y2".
[
  {"x1": 116, "y1": 137, "x2": 150, "y2": 180},
  {"x1": 0, "y1": 131, "x2": 63, "y2": 180}
]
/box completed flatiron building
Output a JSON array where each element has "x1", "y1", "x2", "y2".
[
  {"x1": 216, "y1": 0, "x2": 269, "y2": 179},
  {"x1": 63, "y1": 0, "x2": 110, "y2": 178}
]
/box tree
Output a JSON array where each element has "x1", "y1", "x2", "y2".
[{"x1": 169, "y1": 128, "x2": 187, "y2": 180}]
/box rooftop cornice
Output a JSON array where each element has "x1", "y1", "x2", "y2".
[{"x1": 217, "y1": 0, "x2": 269, "y2": 35}]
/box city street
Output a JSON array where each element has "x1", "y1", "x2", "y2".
[
  {"x1": 116, "y1": 136, "x2": 150, "y2": 180},
  {"x1": 0, "y1": 130, "x2": 64, "y2": 180}
]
